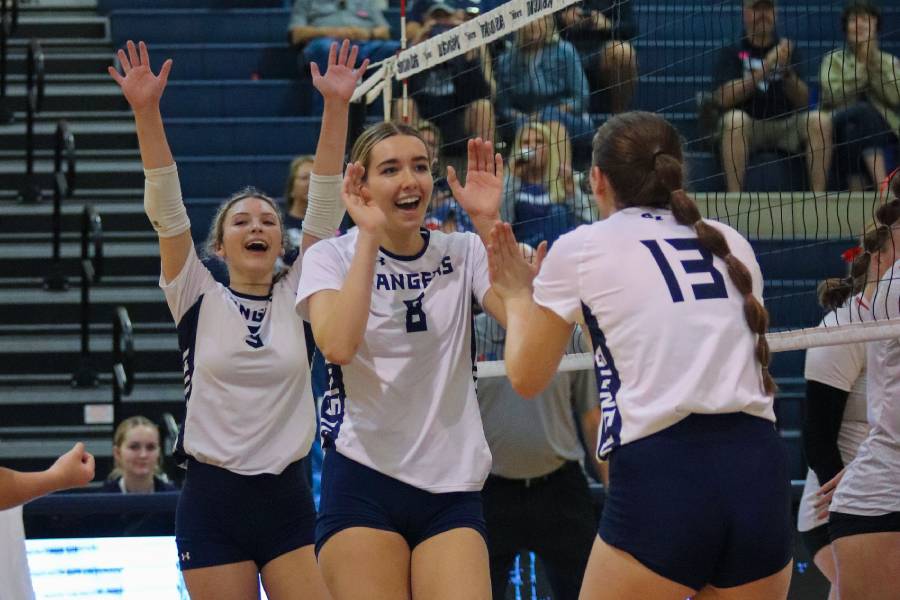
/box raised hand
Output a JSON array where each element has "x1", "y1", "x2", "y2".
[
  {"x1": 311, "y1": 40, "x2": 370, "y2": 104},
  {"x1": 107, "y1": 40, "x2": 172, "y2": 113},
  {"x1": 49, "y1": 442, "x2": 95, "y2": 490},
  {"x1": 342, "y1": 162, "x2": 387, "y2": 235},
  {"x1": 447, "y1": 138, "x2": 503, "y2": 222},
  {"x1": 487, "y1": 222, "x2": 547, "y2": 301}
]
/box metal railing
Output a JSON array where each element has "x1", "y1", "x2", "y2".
[
  {"x1": 71, "y1": 205, "x2": 103, "y2": 388},
  {"x1": 112, "y1": 306, "x2": 134, "y2": 427},
  {"x1": 0, "y1": 0, "x2": 19, "y2": 123},
  {"x1": 20, "y1": 37, "x2": 44, "y2": 203},
  {"x1": 44, "y1": 121, "x2": 76, "y2": 290}
]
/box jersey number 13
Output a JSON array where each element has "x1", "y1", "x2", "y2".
[{"x1": 641, "y1": 238, "x2": 729, "y2": 302}]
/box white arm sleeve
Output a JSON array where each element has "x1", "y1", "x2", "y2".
[
  {"x1": 144, "y1": 163, "x2": 190, "y2": 238},
  {"x1": 302, "y1": 173, "x2": 345, "y2": 240}
]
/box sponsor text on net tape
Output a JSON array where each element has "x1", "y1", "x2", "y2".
[{"x1": 352, "y1": 0, "x2": 580, "y2": 105}]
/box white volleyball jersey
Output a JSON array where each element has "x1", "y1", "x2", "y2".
[
  {"x1": 832, "y1": 259, "x2": 900, "y2": 515},
  {"x1": 533, "y1": 207, "x2": 775, "y2": 459},
  {"x1": 296, "y1": 228, "x2": 493, "y2": 492},
  {"x1": 797, "y1": 297, "x2": 869, "y2": 532},
  {"x1": 161, "y1": 245, "x2": 316, "y2": 476}
]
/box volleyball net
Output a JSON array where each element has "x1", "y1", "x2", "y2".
[{"x1": 350, "y1": 0, "x2": 900, "y2": 377}]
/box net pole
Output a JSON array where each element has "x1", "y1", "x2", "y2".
[{"x1": 399, "y1": 0, "x2": 409, "y2": 122}]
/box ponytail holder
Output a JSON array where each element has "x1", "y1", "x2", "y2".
[{"x1": 841, "y1": 246, "x2": 864, "y2": 263}]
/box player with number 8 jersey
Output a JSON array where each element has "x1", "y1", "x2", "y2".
[{"x1": 294, "y1": 41, "x2": 533, "y2": 600}]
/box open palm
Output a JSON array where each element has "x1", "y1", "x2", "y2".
[
  {"x1": 311, "y1": 40, "x2": 370, "y2": 103},
  {"x1": 447, "y1": 138, "x2": 503, "y2": 221},
  {"x1": 342, "y1": 162, "x2": 387, "y2": 235},
  {"x1": 107, "y1": 40, "x2": 172, "y2": 113}
]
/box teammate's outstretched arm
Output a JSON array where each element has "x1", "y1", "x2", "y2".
[
  {"x1": 307, "y1": 162, "x2": 386, "y2": 364},
  {"x1": 302, "y1": 40, "x2": 370, "y2": 254},
  {"x1": 108, "y1": 40, "x2": 191, "y2": 284},
  {"x1": 0, "y1": 443, "x2": 94, "y2": 510},
  {"x1": 487, "y1": 222, "x2": 570, "y2": 397},
  {"x1": 447, "y1": 138, "x2": 545, "y2": 327}
]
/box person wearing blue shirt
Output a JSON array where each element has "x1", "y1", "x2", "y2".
[{"x1": 495, "y1": 15, "x2": 594, "y2": 163}]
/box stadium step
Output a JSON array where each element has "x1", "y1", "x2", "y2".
[
  {"x1": 109, "y1": 9, "x2": 291, "y2": 46},
  {"x1": 0, "y1": 331, "x2": 181, "y2": 375},
  {"x1": 99, "y1": 0, "x2": 286, "y2": 11},
  {"x1": 138, "y1": 43, "x2": 297, "y2": 81}
]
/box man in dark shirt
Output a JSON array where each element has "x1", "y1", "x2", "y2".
[
  {"x1": 712, "y1": 0, "x2": 833, "y2": 192},
  {"x1": 556, "y1": 0, "x2": 638, "y2": 114},
  {"x1": 396, "y1": 1, "x2": 495, "y2": 153}
]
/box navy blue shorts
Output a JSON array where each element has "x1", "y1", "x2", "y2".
[
  {"x1": 599, "y1": 413, "x2": 793, "y2": 591},
  {"x1": 315, "y1": 450, "x2": 487, "y2": 555},
  {"x1": 176, "y1": 458, "x2": 316, "y2": 571}
]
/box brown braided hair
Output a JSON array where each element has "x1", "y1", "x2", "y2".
[
  {"x1": 820, "y1": 182, "x2": 900, "y2": 310},
  {"x1": 591, "y1": 111, "x2": 776, "y2": 395}
]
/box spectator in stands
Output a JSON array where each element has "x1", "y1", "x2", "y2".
[
  {"x1": 495, "y1": 14, "x2": 594, "y2": 164},
  {"x1": 819, "y1": 0, "x2": 899, "y2": 190},
  {"x1": 102, "y1": 416, "x2": 176, "y2": 494},
  {"x1": 713, "y1": 0, "x2": 833, "y2": 193},
  {"x1": 504, "y1": 121, "x2": 591, "y2": 248},
  {"x1": 283, "y1": 155, "x2": 315, "y2": 252},
  {"x1": 394, "y1": 2, "x2": 495, "y2": 153},
  {"x1": 417, "y1": 120, "x2": 476, "y2": 233},
  {"x1": 288, "y1": 0, "x2": 400, "y2": 112},
  {"x1": 476, "y1": 267, "x2": 602, "y2": 600},
  {"x1": 556, "y1": 0, "x2": 639, "y2": 114},
  {"x1": 0, "y1": 443, "x2": 95, "y2": 510}
]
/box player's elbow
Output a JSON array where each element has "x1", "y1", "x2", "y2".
[
  {"x1": 508, "y1": 370, "x2": 546, "y2": 399},
  {"x1": 320, "y1": 342, "x2": 357, "y2": 366}
]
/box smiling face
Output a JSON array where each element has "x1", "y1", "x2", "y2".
[
  {"x1": 362, "y1": 135, "x2": 434, "y2": 237},
  {"x1": 215, "y1": 196, "x2": 284, "y2": 282},
  {"x1": 114, "y1": 425, "x2": 161, "y2": 481}
]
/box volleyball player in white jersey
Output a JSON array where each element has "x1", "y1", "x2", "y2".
[
  {"x1": 295, "y1": 91, "x2": 536, "y2": 598},
  {"x1": 487, "y1": 111, "x2": 792, "y2": 599},
  {"x1": 108, "y1": 40, "x2": 361, "y2": 600},
  {"x1": 819, "y1": 187, "x2": 900, "y2": 600},
  {"x1": 797, "y1": 280, "x2": 870, "y2": 599}
]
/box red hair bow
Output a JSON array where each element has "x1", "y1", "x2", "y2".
[{"x1": 842, "y1": 246, "x2": 863, "y2": 263}]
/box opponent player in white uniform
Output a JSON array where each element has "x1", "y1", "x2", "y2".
[
  {"x1": 108, "y1": 40, "x2": 358, "y2": 600},
  {"x1": 798, "y1": 292, "x2": 868, "y2": 600},
  {"x1": 296, "y1": 85, "x2": 540, "y2": 598},
  {"x1": 819, "y1": 187, "x2": 900, "y2": 600},
  {"x1": 487, "y1": 111, "x2": 792, "y2": 599}
]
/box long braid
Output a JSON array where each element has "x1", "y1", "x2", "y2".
[{"x1": 661, "y1": 157, "x2": 777, "y2": 396}]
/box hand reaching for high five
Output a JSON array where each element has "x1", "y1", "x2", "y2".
[
  {"x1": 447, "y1": 138, "x2": 504, "y2": 223},
  {"x1": 311, "y1": 39, "x2": 370, "y2": 104},
  {"x1": 487, "y1": 222, "x2": 547, "y2": 301},
  {"x1": 107, "y1": 40, "x2": 172, "y2": 114},
  {"x1": 342, "y1": 162, "x2": 387, "y2": 236}
]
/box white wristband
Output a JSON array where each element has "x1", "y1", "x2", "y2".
[
  {"x1": 144, "y1": 163, "x2": 190, "y2": 238},
  {"x1": 302, "y1": 172, "x2": 345, "y2": 240}
]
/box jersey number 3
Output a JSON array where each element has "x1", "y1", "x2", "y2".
[
  {"x1": 404, "y1": 292, "x2": 428, "y2": 332},
  {"x1": 641, "y1": 238, "x2": 728, "y2": 302}
]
